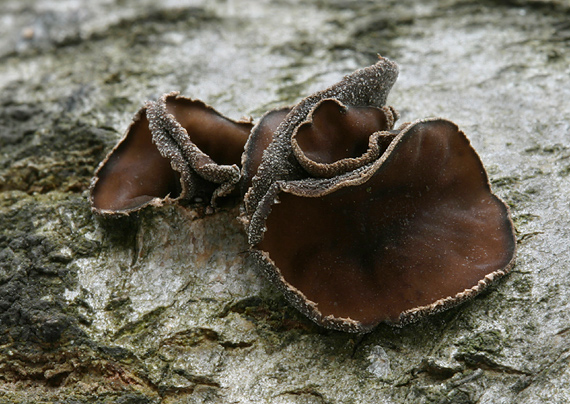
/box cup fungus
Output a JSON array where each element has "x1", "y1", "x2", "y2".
[
  {"x1": 90, "y1": 106, "x2": 181, "y2": 215},
  {"x1": 241, "y1": 57, "x2": 516, "y2": 332},
  {"x1": 90, "y1": 56, "x2": 516, "y2": 333},
  {"x1": 90, "y1": 92, "x2": 252, "y2": 215},
  {"x1": 241, "y1": 106, "x2": 292, "y2": 194},
  {"x1": 242, "y1": 57, "x2": 400, "y2": 228}
]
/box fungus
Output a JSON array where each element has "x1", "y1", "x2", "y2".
[
  {"x1": 290, "y1": 99, "x2": 398, "y2": 178},
  {"x1": 90, "y1": 57, "x2": 516, "y2": 333},
  {"x1": 90, "y1": 106, "x2": 181, "y2": 215},
  {"x1": 242, "y1": 58, "x2": 516, "y2": 332},
  {"x1": 91, "y1": 92, "x2": 252, "y2": 215},
  {"x1": 242, "y1": 57, "x2": 400, "y2": 234},
  {"x1": 241, "y1": 106, "x2": 292, "y2": 194}
]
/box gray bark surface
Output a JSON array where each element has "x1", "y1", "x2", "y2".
[{"x1": 1, "y1": 0, "x2": 569, "y2": 402}]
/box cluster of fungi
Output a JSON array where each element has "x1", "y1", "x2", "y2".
[{"x1": 91, "y1": 57, "x2": 516, "y2": 333}]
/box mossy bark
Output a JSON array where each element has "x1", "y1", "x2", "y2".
[{"x1": 1, "y1": 0, "x2": 570, "y2": 403}]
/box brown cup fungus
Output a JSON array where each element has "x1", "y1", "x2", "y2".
[
  {"x1": 241, "y1": 58, "x2": 516, "y2": 332},
  {"x1": 241, "y1": 106, "x2": 292, "y2": 194},
  {"x1": 91, "y1": 92, "x2": 252, "y2": 215},
  {"x1": 91, "y1": 57, "x2": 516, "y2": 333}
]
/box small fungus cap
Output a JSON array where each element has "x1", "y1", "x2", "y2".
[
  {"x1": 147, "y1": 92, "x2": 253, "y2": 207},
  {"x1": 243, "y1": 56, "x2": 400, "y2": 228},
  {"x1": 90, "y1": 106, "x2": 181, "y2": 215},
  {"x1": 91, "y1": 92, "x2": 253, "y2": 215},
  {"x1": 291, "y1": 98, "x2": 398, "y2": 178}
]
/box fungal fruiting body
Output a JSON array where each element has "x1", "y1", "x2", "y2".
[
  {"x1": 91, "y1": 57, "x2": 516, "y2": 333},
  {"x1": 90, "y1": 92, "x2": 252, "y2": 215},
  {"x1": 242, "y1": 58, "x2": 400, "y2": 227},
  {"x1": 90, "y1": 106, "x2": 181, "y2": 213},
  {"x1": 241, "y1": 58, "x2": 515, "y2": 332},
  {"x1": 245, "y1": 117, "x2": 515, "y2": 332}
]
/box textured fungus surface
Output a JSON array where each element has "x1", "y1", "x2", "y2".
[
  {"x1": 291, "y1": 99, "x2": 398, "y2": 177},
  {"x1": 94, "y1": 55, "x2": 516, "y2": 332},
  {"x1": 91, "y1": 92, "x2": 252, "y2": 215},
  {"x1": 148, "y1": 92, "x2": 253, "y2": 207},
  {"x1": 90, "y1": 106, "x2": 182, "y2": 214},
  {"x1": 242, "y1": 57, "x2": 399, "y2": 232},
  {"x1": 253, "y1": 118, "x2": 516, "y2": 331},
  {"x1": 2, "y1": 0, "x2": 570, "y2": 403},
  {"x1": 241, "y1": 106, "x2": 292, "y2": 193},
  {"x1": 240, "y1": 60, "x2": 515, "y2": 331}
]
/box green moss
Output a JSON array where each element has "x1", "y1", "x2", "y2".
[
  {"x1": 113, "y1": 306, "x2": 169, "y2": 339},
  {"x1": 513, "y1": 212, "x2": 539, "y2": 226},
  {"x1": 490, "y1": 175, "x2": 520, "y2": 188},
  {"x1": 467, "y1": 331, "x2": 503, "y2": 353}
]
